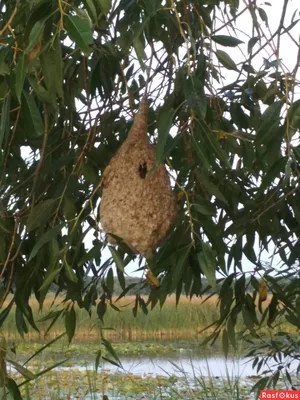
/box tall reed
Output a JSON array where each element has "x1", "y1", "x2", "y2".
[{"x1": 0, "y1": 295, "x2": 291, "y2": 342}]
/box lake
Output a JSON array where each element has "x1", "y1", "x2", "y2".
[{"x1": 57, "y1": 347, "x2": 299, "y2": 378}]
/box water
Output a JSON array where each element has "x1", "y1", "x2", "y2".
[
  {"x1": 57, "y1": 351, "x2": 291, "y2": 378},
  {"x1": 9, "y1": 346, "x2": 300, "y2": 400}
]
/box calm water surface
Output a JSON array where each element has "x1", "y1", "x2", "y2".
[{"x1": 58, "y1": 350, "x2": 299, "y2": 378}]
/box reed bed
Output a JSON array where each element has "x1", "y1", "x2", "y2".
[
  {"x1": 0, "y1": 294, "x2": 291, "y2": 342},
  {"x1": 1, "y1": 295, "x2": 220, "y2": 341}
]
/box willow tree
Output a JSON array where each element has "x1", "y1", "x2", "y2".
[{"x1": 0, "y1": 0, "x2": 300, "y2": 395}]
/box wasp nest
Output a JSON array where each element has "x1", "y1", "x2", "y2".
[{"x1": 100, "y1": 97, "x2": 177, "y2": 259}]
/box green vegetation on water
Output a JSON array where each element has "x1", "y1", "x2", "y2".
[
  {"x1": 15, "y1": 369, "x2": 256, "y2": 400},
  {"x1": 0, "y1": 295, "x2": 296, "y2": 399}
]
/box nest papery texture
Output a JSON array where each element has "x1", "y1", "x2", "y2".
[{"x1": 100, "y1": 98, "x2": 177, "y2": 259}]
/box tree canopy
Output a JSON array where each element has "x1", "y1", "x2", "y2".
[{"x1": 1, "y1": 0, "x2": 300, "y2": 394}]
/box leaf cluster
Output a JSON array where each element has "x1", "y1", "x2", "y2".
[{"x1": 0, "y1": 0, "x2": 300, "y2": 396}]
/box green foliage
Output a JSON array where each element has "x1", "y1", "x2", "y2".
[{"x1": 0, "y1": 0, "x2": 300, "y2": 396}]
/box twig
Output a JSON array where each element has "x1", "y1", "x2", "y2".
[{"x1": 0, "y1": 2, "x2": 18, "y2": 37}]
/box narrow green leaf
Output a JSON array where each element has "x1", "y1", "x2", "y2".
[
  {"x1": 0, "y1": 300, "x2": 14, "y2": 328},
  {"x1": 83, "y1": 0, "x2": 98, "y2": 23},
  {"x1": 15, "y1": 53, "x2": 28, "y2": 103},
  {"x1": 102, "y1": 356, "x2": 121, "y2": 368},
  {"x1": 133, "y1": 37, "x2": 146, "y2": 70},
  {"x1": 226, "y1": 316, "x2": 236, "y2": 348},
  {"x1": 192, "y1": 201, "x2": 216, "y2": 216},
  {"x1": 21, "y1": 92, "x2": 44, "y2": 138},
  {"x1": 156, "y1": 107, "x2": 175, "y2": 165},
  {"x1": 95, "y1": 350, "x2": 101, "y2": 372},
  {"x1": 256, "y1": 157, "x2": 287, "y2": 197},
  {"x1": 27, "y1": 199, "x2": 57, "y2": 232},
  {"x1": 109, "y1": 302, "x2": 120, "y2": 312},
  {"x1": 7, "y1": 359, "x2": 35, "y2": 380},
  {"x1": 102, "y1": 337, "x2": 122, "y2": 368},
  {"x1": 109, "y1": 246, "x2": 124, "y2": 272},
  {"x1": 6, "y1": 378, "x2": 22, "y2": 400},
  {"x1": 215, "y1": 50, "x2": 238, "y2": 71},
  {"x1": 258, "y1": 7, "x2": 268, "y2": 26},
  {"x1": 198, "y1": 242, "x2": 217, "y2": 290},
  {"x1": 0, "y1": 50, "x2": 10, "y2": 76},
  {"x1": 196, "y1": 119, "x2": 231, "y2": 168},
  {"x1": 106, "y1": 267, "x2": 114, "y2": 294},
  {"x1": 32, "y1": 358, "x2": 69, "y2": 380},
  {"x1": 172, "y1": 246, "x2": 191, "y2": 289},
  {"x1": 198, "y1": 252, "x2": 216, "y2": 290},
  {"x1": 0, "y1": 94, "x2": 10, "y2": 150},
  {"x1": 64, "y1": 261, "x2": 78, "y2": 283},
  {"x1": 243, "y1": 64, "x2": 256, "y2": 74},
  {"x1": 132, "y1": 295, "x2": 138, "y2": 317},
  {"x1": 97, "y1": 300, "x2": 107, "y2": 322},
  {"x1": 139, "y1": 297, "x2": 148, "y2": 315},
  {"x1": 243, "y1": 241, "x2": 257, "y2": 264},
  {"x1": 40, "y1": 35, "x2": 63, "y2": 99},
  {"x1": 199, "y1": 174, "x2": 228, "y2": 205},
  {"x1": 116, "y1": 267, "x2": 125, "y2": 290},
  {"x1": 251, "y1": 377, "x2": 270, "y2": 394},
  {"x1": 242, "y1": 306, "x2": 254, "y2": 331},
  {"x1": 222, "y1": 328, "x2": 229, "y2": 358},
  {"x1": 247, "y1": 37, "x2": 259, "y2": 54},
  {"x1": 235, "y1": 275, "x2": 246, "y2": 301},
  {"x1": 287, "y1": 99, "x2": 300, "y2": 136},
  {"x1": 212, "y1": 35, "x2": 243, "y2": 47},
  {"x1": 39, "y1": 268, "x2": 61, "y2": 292},
  {"x1": 65, "y1": 306, "x2": 76, "y2": 344},
  {"x1": 24, "y1": 333, "x2": 66, "y2": 366},
  {"x1": 28, "y1": 224, "x2": 64, "y2": 261},
  {"x1": 256, "y1": 101, "x2": 282, "y2": 145},
  {"x1": 81, "y1": 163, "x2": 99, "y2": 185},
  {"x1": 64, "y1": 15, "x2": 93, "y2": 56},
  {"x1": 267, "y1": 295, "x2": 278, "y2": 327},
  {"x1": 115, "y1": 283, "x2": 137, "y2": 302},
  {"x1": 25, "y1": 20, "x2": 45, "y2": 54},
  {"x1": 184, "y1": 76, "x2": 207, "y2": 119},
  {"x1": 293, "y1": 146, "x2": 300, "y2": 163},
  {"x1": 205, "y1": 131, "x2": 231, "y2": 168},
  {"x1": 190, "y1": 135, "x2": 212, "y2": 171},
  {"x1": 44, "y1": 310, "x2": 64, "y2": 336},
  {"x1": 27, "y1": 76, "x2": 53, "y2": 104},
  {"x1": 19, "y1": 304, "x2": 39, "y2": 333},
  {"x1": 230, "y1": 102, "x2": 249, "y2": 129},
  {"x1": 15, "y1": 307, "x2": 28, "y2": 338},
  {"x1": 78, "y1": 242, "x2": 102, "y2": 266},
  {"x1": 97, "y1": 0, "x2": 112, "y2": 15}
]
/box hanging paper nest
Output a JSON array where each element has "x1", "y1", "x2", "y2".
[{"x1": 100, "y1": 97, "x2": 177, "y2": 259}]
